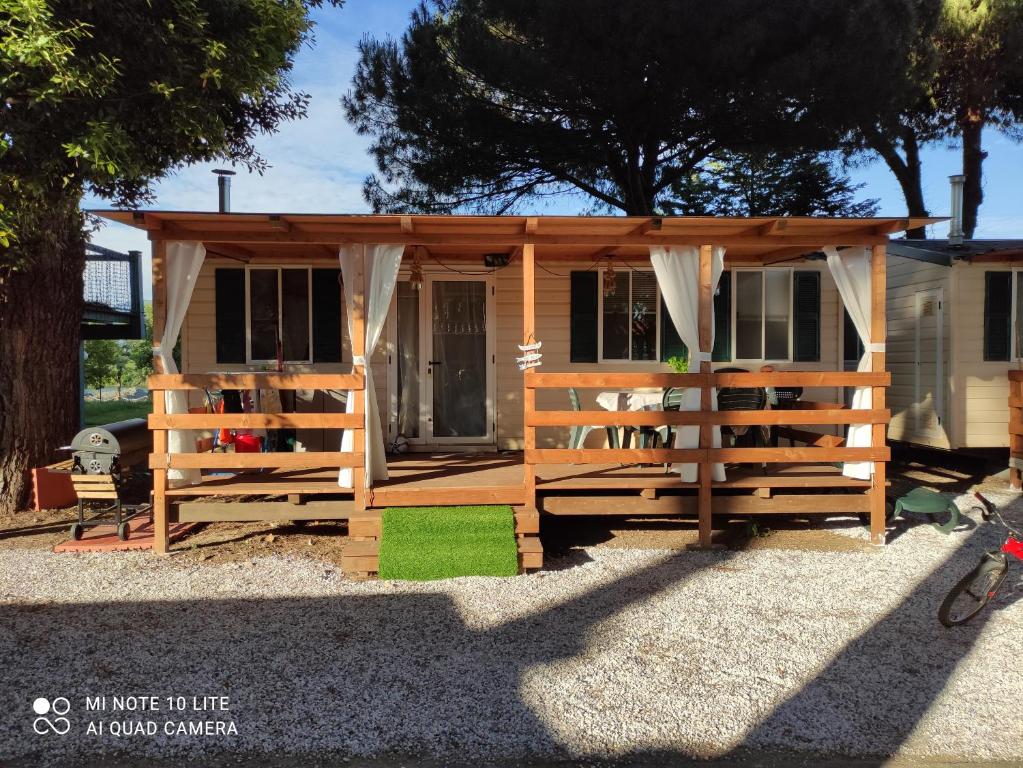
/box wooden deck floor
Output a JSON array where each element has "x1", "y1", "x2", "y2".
[{"x1": 165, "y1": 452, "x2": 871, "y2": 507}]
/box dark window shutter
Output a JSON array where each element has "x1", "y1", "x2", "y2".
[
  {"x1": 985, "y1": 271, "x2": 1012, "y2": 361},
  {"x1": 214, "y1": 268, "x2": 246, "y2": 364},
  {"x1": 660, "y1": 298, "x2": 688, "y2": 363},
  {"x1": 570, "y1": 271, "x2": 598, "y2": 363},
  {"x1": 712, "y1": 272, "x2": 731, "y2": 362},
  {"x1": 312, "y1": 268, "x2": 343, "y2": 363},
  {"x1": 792, "y1": 271, "x2": 821, "y2": 362}
]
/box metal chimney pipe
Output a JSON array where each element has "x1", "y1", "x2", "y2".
[
  {"x1": 213, "y1": 168, "x2": 236, "y2": 213},
  {"x1": 949, "y1": 174, "x2": 965, "y2": 245}
]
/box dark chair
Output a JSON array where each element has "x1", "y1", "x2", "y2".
[
  {"x1": 772, "y1": 386, "x2": 803, "y2": 406},
  {"x1": 568, "y1": 388, "x2": 621, "y2": 450},
  {"x1": 648, "y1": 387, "x2": 687, "y2": 472},
  {"x1": 717, "y1": 385, "x2": 769, "y2": 448}
]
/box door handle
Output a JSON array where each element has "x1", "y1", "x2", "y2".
[{"x1": 428, "y1": 360, "x2": 443, "y2": 365}]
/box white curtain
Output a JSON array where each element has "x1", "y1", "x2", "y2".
[
  {"x1": 338, "y1": 244, "x2": 404, "y2": 487},
  {"x1": 156, "y1": 241, "x2": 206, "y2": 486},
  {"x1": 824, "y1": 246, "x2": 878, "y2": 480},
  {"x1": 650, "y1": 246, "x2": 726, "y2": 482}
]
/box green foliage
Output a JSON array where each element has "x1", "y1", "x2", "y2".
[
  {"x1": 0, "y1": 0, "x2": 341, "y2": 279},
  {"x1": 124, "y1": 302, "x2": 156, "y2": 381},
  {"x1": 82, "y1": 338, "x2": 121, "y2": 391},
  {"x1": 663, "y1": 152, "x2": 879, "y2": 218},
  {"x1": 856, "y1": 0, "x2": 1023, "y2": 235},
  {"x1": 82, "y1": 398, "x2": 151, "y2": 427},
  {"x1": 667, "y1": 355, "x2": 689, "y2": 375},
  {"x1": 344, "y1": 0, "x2": 924, "y2": 215}
]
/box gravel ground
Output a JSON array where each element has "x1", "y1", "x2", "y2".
[{"x1": 2, "y1": 489, "x2": 1022, "y2": 767}]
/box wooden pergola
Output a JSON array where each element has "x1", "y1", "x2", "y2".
[{"x1": 97, "y1": 211, "x2": 935, "y2": 565}]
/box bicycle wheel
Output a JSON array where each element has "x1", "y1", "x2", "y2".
[{"x1": 938, "y1": 553, "x2": 1008, "y2": 627}]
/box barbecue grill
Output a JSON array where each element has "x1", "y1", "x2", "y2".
[
  {"x1": 69, "y1": 418, "x2": 150, "y2": 475},
  {"x1": 64, "y1": 419, "x2": 151, "y2": 540}
]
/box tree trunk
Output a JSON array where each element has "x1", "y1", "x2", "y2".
[
  {"x1": 961, "y1": 117, "x2": 985, "y2": 239},
  {"x1": 864, "y1": 123, "x2": 929, "y2": 238},
  {"x1": 0, "y1": 193, "x2": 85, "y2": 515}
]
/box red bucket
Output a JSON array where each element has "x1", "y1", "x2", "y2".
[{"x1": 234, "y1": 434, "x2": 263, "y2": 453}]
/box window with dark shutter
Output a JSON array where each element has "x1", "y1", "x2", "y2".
[
  {"x1": 985, "y1": 271, "x2": 1012, "y2": 361},
  {"x1": 570, "y1": 271, "x2": 598, "y2": 363},
  {"x1": 312, "y1": 268, "x2": 343, "y2": 363},
  {"x1": 792, "y1": 271, "x2": 821, "y2": 362},
  {"x1": 214, "y1": 268, "x2": 246, "y2": 364},
  {"x1": 712, "y1": 272, "x2": 731, "y2": 362}
]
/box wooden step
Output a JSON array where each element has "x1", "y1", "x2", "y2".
[
  {"x1": 339, "y1": 536, "x2": 543, "y2": 577},
  {"x1": 518, "y1": 536, "x2": 543, "y2": 570},
  {"x1": 174, "y1": 499, "x2": 354, "y2": 522},
  {"x1": 340, "y1": 539, "x2": 379, "y2": 578}
]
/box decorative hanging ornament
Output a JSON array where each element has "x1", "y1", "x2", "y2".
[
  {"x1": 603, "y1": 259, "x2": 617, "y2": 297},
  {"x1": 516, "y1": 340, "x2": 543, "y2": 371},
  {"x1": 409, "y1": 248, "x2": 424, "y2": 291}
]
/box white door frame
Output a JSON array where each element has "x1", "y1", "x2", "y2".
[
  {"x1": 914, "y1": 287, "x2": 944, "y2": 429},
  {"x1": 386, "y1": 272, "x2": 497, "y2": 447}
]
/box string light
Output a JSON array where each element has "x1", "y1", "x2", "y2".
[
  {"x1": 603, "y1": 258, "x2": 617, "y2": 297},
  {"x1": 409, "y1": 248, "x2": 424, "y2": 291}
]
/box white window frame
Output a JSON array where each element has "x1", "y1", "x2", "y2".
[
  {"x1": 244, "y1": 265, "x2": 315, "y2": 365},
  {"x1": 731, "y1": 267, "x2": 794, "y2": 364},
  {"x1": 597, "y1": 268, "x2": 662, "y2": 363}
]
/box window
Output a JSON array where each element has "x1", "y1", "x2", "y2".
[
  {"x1": 246, "y1": 267, "x2": 312, "y2": 363},
  {"x1": 600, "y1": 270, "x2": 659, "y2": 361},
  {"x1": 733, "y1": 269, "x2": 792, "y2": 361}
]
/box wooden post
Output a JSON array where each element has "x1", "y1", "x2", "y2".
[
  {"x1": 522, "y1": 243, "x2": 537, "y2": 512},
  {"x1": 151, "y1": 241, "x2": 169, "y2": 554},
  {"x1": 697, "y1": 244, "x2": 714, "y2": 548},
  {"x1": 351, "y1": 248, "x2": 367, "y2": 512},
  {"x1": 1010, "y1": 371, "x2": 1022, "y2": 490},
  {"x1": 870, "y1": 243, "x2": 887, "y2": 546}
]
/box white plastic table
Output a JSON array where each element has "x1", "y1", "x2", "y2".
[{"x1": 595, "y1": 390, "x2": 665, "y2": 412}]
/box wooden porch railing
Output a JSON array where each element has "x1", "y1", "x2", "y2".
[
  {"x1": 147, "y1": 371, "x2": 366, "y2": 553},
  {"x1": 1009, "y1": 370, "x2": 1023, "y2": 490},
  {"x1": 522, "y1": 370, "x2": 891, "y2": 547}
]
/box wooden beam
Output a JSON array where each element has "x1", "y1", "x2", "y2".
[
  {"x1": 268, "y1": 215, "x2": 290, "y2": 231},
  {"x1": 524, "y1": 216, "x2": 539, "y2": 235},
  {"x1": 150, "y1": 225, "x2": 888, "y2": 249},
  {"x1": 149, "y1": 413, "x2": 362, "y2": 430},
  {"x1": 753, "y1": 218, "x2": 787, "y2": 236},
  {"x1": 150, "y1": 239, "x2": 168, "y2": 555},
  {"x1": 696, "y1": 244, "x2": 714, "y2": 548},
  {"x1": 527, "y1": 409, "x2": 890, "y2": 427},
  {"x1": 150, "y1": 379, "x2": 168, "y2": 555},
  {"x1": 400, "y1": 215, "x2": 414, "y2": 233},
  {"x1": 351, "y1": 249, "x2": 367, "y2": 512},
  {"x1": 174, "y1": 500, "x2": 354, "y2": 522},
  {"x1": 150, "y1": 451, "x2": 365, "y2": 470},
  {"x1": 870, "y1": 243, "x2": 888, "y2": 545},
  {"x1": 873, "y1": 218, "x2": 909, "y2": 235},
  {"x1": 523, "y1": 242, "x2": 537, "y2": 512},
  {"x1": 148, "y1": 372, "x2": 363, "y2": 391},
  {"x1": 524, "y1": 371, "x2": 890, "y2": 388}
]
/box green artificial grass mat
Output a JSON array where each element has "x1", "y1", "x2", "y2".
[{"x1": 378, "y1": 505, "x2": 519, "y2": 581}]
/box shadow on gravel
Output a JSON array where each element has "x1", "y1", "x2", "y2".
[
  {"x1": 0, "y1": 549, "x2": 729, "y2": 766},
  {"x1": 2, "y1": 517, "x2": 1017, "y2": 767}
]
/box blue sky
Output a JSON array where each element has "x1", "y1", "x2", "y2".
[{"x1": 85, "y1": 0, "x2": 1023, "y2": 292}]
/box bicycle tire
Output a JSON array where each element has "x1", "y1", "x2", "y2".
[{"x1": 938, "y1": 553, "x2": 1008, "y2": 627}]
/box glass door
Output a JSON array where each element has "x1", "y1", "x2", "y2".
[
  {"x1": 387, "y1": 275, "x2": 496, "y2": 446},
  {"x1": 425, "y1": 275, "x2": 495, "y2": 444}
]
